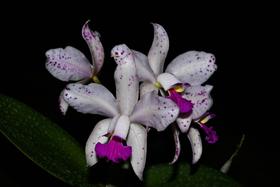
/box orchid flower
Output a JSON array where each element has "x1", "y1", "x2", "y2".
[
  {"x1": 131, "y1": 23, "x2": 218, "y2": 164},
  {"x1": 45, "y1": 20, "x2": 104, "y2": 114},
  {"x1": 62, "y1": 44, "x2": 179, "y2": 180}
]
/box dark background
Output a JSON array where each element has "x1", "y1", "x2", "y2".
[{"x1": 0, "y1": 2, "x2": 277, "y2": 186}]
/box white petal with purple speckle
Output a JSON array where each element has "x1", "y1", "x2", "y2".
[
  {"x1": 113, "y1": 45, "x2": 139, "y2": 116},
  {"x1": 130, "y1": 91, "x2": 179, "y2": 131},
  {"x1": 82, "y1": 20, "x2": 104, "y2": 74},
  {"x1": 85, "y1": 119, "x2": 111, "y2": 166},
  {"x1": 63, "y1": 83, "x2": 119, "y2": 117},
  {"x1": 166, "y1": 51, "x2": 217, "y2": 86},
  {"x1": 176, "y1": 116, "x2": 192, "y2": 133},
  {"x1": 127, "y1": 123, "x2": 147, "y2": 180},
  {"x1": 170, "y1": 126, "x2": 181, "y2": 164},
  {"x1": 187, "y1": 127, "x2": 202, "y2": 164},
  {"x1": 183, "y1": 85, "x2": 213, "y2": 119},
  {"x1": 148, "y1": 23, "x2": 169, "y2": 76},
  {"x1": 45, "y1": 46, "x2": 92, "y2": 81}
]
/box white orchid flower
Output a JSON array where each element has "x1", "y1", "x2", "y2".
[
  {"x1": 62, "y1": 44, "x2": 179, "y2": 180},
  {"x1": 131, "y1": 23, "x2": 218, "y2": 164},
  {"x1": 45, "y1": 20, "x2": 104, "y2": 114}
]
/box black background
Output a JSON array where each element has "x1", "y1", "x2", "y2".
[{"x1": 0, "y1": 1, "x2": 277, "y2": 186}]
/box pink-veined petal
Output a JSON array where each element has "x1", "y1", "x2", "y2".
[
  {"x1": 127, "y1": 123, "x2": 147, "y2": 180},
  {"x1": 59, "y1": 89, "x2": 69, "y2": 115},
  {"x1": 176, "y1": 115, "x2": 192, "y2": 133},
  {"x1": 63, "y1": 83, "x2": 119, "y2": 117},
  {"x1": 170, "y1": 126, "x2": 181, "y2": 164},
  {"x1": 148, "y1": 23, "x2": 169, "y2": 75},
  {"x1": 132, "y1": 50, "x2": 156, "y2": 83},
  {"x1": 82, "y1": 20, "x2": 104, "y2": 74},
  {"x1": 166, "y1": 51, "x2": 217, "y2": 86},
  {"x1": 130, "y1": 91, "x2": 179, "y2": 131},
  {"x1": 45, "y1": 46, "x2": 92, "y2": 81},
  {"x1": 183, "y1": 85, "x2": 213, "y2": 119},
  {"x1": 187, "y1": 127, "x2": 202, "y2": 164},
  {"x1": 112, "y1": 44, "x2": 139, "y2": 116},
  {"x1": 85, "y1": 118, "x2": 111, "y2": 166}
]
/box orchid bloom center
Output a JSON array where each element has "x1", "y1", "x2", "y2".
[
  {"x1": 95, "y1": 135, "x2": 132, "y2": 163},
  {"x1": 167, "y1": 84, "x2": 193, "y2": 114},
  {"x1": 196, "y1": 113, "x2": 218, "y2": 144},
  {"x1": 92, "y1": 75, "x2": 101, "y2": 84}
]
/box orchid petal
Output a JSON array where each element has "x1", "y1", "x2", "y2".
[
  {"x1": 148, "y1": 23, "x2": 169, "y2": 75},
  {"x1": 45, "y1": 46, "x2": 92, "y2": 81},
  {"x1": 112, "y1": 44, "x2": 139, "y2": 115},
  {"x1": 183, "y1": 85, "x2": 213, "y2": 119},
  {"x1": 59, "y1": 89, "x2": 69, "y2": 115},
  {"x1": 132, "y1": 50, "x2": 156, "y2": 83},
  {"x1": 127, "y1": 123, "x2": 147, "y2": 180},
  {"x1": 170, "y1": 126, "x2": 181, "y2": 164},
  {"x1": 176, "y1": 115, "x2": 192, "y2": 133},
  {"x1": 130, "y1": 91, "x2": 179, "y2": 131},
  {"x1": 82, "y1": 20, "x2": 104, "y2": 74},
  {"x1": 140, "y1": 82, "x2": 157, "y2": 98},
  {"x1": 187, "y1": 127, "x2": 202, "y2": 164},
  {"x1": 63, "y1": 83, "x2": 119, "y2": 117},
  {"x1": 85, "y1": 118, "x2": 111, "y2": 166},
  {"x1": 166, "y1": 51, "x2": 217, "y2": 86},
  {"x1": 108, "y1": 115, "x2": 120, "y2": 134}
]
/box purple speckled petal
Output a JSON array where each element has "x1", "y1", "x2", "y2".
[
  {"x1": 166, "y1": 51, "x2": 217, "y2": 86},
  {"x1": 95, "y1": 136, "x2": 132, "y2": 163},
  {"x1": 167, "y1": 89, "x2": 193, "y2": 114},
  {"x1": 112, "y1": 44, "x2": 139, "y2": 116},
  {"x1": 148, "y1": 23, "x2": 169, "y2": 75},
  {"x1": 130, "y1": 91, "x2": 179, "y2": 131},
  {"x1": 170, "y1": 126, "x2": 181, "y2": 164},
  {"x1": 45, "y1": 46, "x2": 92, "y2": 81},
  {"x1": 183, "y1": 85, "x2": 213, "y2": 119},
  {"x1": 82, "y1": 20, "x2": 104, "y2": 74},
  {"x1": 63, "y1": 83, "x2": 119, "y2": 117},
  {"x1": 127, "y1": 123, "x2": 147, "y2": 180},
  {"x1": 200, "y1": 125, "x2": 218, "y2": 144}
]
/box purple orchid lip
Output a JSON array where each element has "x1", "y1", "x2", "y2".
[
  {"x1": 167, "y1": 89, "x2": 193, "y2": 114},
  {"x1": 200, "y1": 125, "x2": 218, "y2": 144},
  {"x1": 95, "y1": 136, "x2": 132, "y2": 163}
]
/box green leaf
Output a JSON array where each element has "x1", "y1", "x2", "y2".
[
  {"x1": 0, "y1": 94, "x2": 96, "y2": 187},
  {"x1": 144, "y1": 163, "x2": 241, "y2": 187}
]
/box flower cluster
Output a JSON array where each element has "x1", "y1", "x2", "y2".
[{"x1": 45, "y1": 20, "x2": 218, "y2": 180}]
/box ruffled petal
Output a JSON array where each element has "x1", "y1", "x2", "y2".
[
  {"x1": 166, "y1": 51, "x2": 217, "y2": 85},
  {"x1": 82, "y1": 20, "x2": 104, "y2": 74},
  {"x1": 45, "y1": 46, "x2": 92, "y2": 81},
  {"x1": 85, "y1": 118, "x2": 111, "y2": 166},
  {"x1": 148, "y1": 23, "x2": 169, "y2": 75},
  {"x1": 63, "y1": 83, "x2": 119, "y2": 117},
  {"x1": 95, "y1": 135, "x2": 132, "y2": 163},
  {"x1": 127, "y1": 123, "x2": 147, "y2": 180},
  {"x1": 132, "y1": 50, "x2": 156, "y2": 83},
  {"x1": 130, "y1": 91, "x2": 179, "y2": 131},
  {"x1": 112, "y1": 44, "x2": 139, "y2": 115},
  {"x1": 140, "y1": 82, "x2": 157, "y2": 98},
  {"x1": 176, "y1": 115, "x2": 192, "y2": 133},
  {"x1": 170, "y1": 126, "x2": 181, "y2": 164},
  {"x1": 187, "y1": 127, "x2": 202, "y2": 164},
  {"x1": 183, "y1": 85, "x2": 213, "y2": 119}
]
